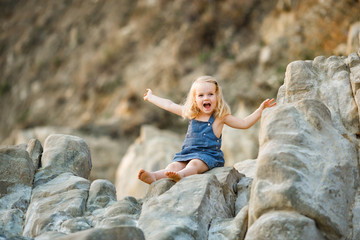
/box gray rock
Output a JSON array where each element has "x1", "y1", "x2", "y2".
[
  {"x1": 0, "y1": 146, "x2": 34, "y2": 238},
  {"x1": 248, "y1": 53, "x2": 360, "y2": 240},
  {"x1": 0, "y1": 209, "x2": 24, "y2": 238},
  {"x1": 138, "y1": 173, "x2": 233, "y2": 240},
  {"x1": 40, "y1": 134, "x2": 92, "y2": 184},
  {"x1": 55, "y1": 226, "x2": 145, "y2": 240},
  {"x1": 34, "y1": 231, "x2": 67, "y2": 240},
  {"x1": 103, "y1": 196, "x2": 141, "y2": 218},
  {"x1": 245, "y1": 211, "x2": 325, "y2": 240},
  {"x1": 235, "y1": 177, "x2": 252, "y2": 215},
  {"x1": 86, "y1": 179, "x2": 117, "y2": 212},
  {"x1": 205, "y1": 167, "x2": 242, "y2": 216},
  {"x1": 59, "y1": 217, "x2": 91, "y2": 234},
  {"x1": 23, "y1": 173, "x2": 90, "y2": 238},
  {"x1": 0, "y1": 146, "x2": 34, "y2": 193},
  {"x1": 208, "y1": 205, "x2": 248, "y2": 240},
  {"x1": 26, "y1": 138, "x2": 43, "y2": 169},
  {"x1": 143, "y1": 178, "x2": 176, "y2": 201},
  {"x1": 89, "y1": 196, "x2": 142, "y2": 229}
]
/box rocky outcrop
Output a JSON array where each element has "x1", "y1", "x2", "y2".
[
  {"x1": 0, "y1": 146, "x2": 34, "y2": 238},
  {"x1": 0, "y1": 133, "x2": 250, "y2": 239},
  {"x1": 248, "y1": 51, "x2": 360, "y2": 239},
  {"x1": 4, "y1": 126, "x2": 130, "y2": 184}
]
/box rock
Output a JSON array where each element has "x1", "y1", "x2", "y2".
[
  {"x1": 249, "y1": 53, "x2": 360, "y2": 239},
  {"x1": 250, "y1": 100, "x2": 358, "y2": 239},
  {"x1": 0, "y1": 146, "x2": 34, "y2": 238},
  {"x1": 55, "y1": 226, "x2": 145, "y2": 240},
  {"x1": 234, "y1": 159, "x2": 257, "y2": 178},
  {"x1": 347, "y1": 22, "x2": 360, "y2": 55},
  {"x1": 40, "y1": 134, "x2": 92, "y2": 180},
  {"x1": 0, "y1": 209, "x2": 24, "y2": 238},
  {"x1": 143, "y1": 178, "x2": 176, "y2": 201},
  {"x1": 205, "y1": 167, "x2": 242, "y2": 216},
  {"x1": 23, "y1": 173, "x2": 90, "y2": 238},
  {"x1": 138, "y1": 168, "x2": 238, "y2": 240},
  {"x1": 86, "y1": 179, "x2": 117, "y2": 212},
  {"x1": 104, "y1": 196, "x2": 141, "y2": 218},
  {"x1": 89, "y1": 196, "x2": 142, "y2": 229},
  {"x1": 59, "y1": 217, "x2": 91, "y2": 234},
  {"x1": 0, "y1": 146, "x2": 35, "y2": 192},
  {"x1": 9, "y1": 126, "x2": 129, "y2": 183},
  {"x1": 115, "y1": 125, "x2": 183, "y2": 199},
  {"x1": 234, "y1": 177, "x2": 252, "y2": 215},
  {"x1": 352, "y1": 191, "x2": 360, "y2": 239},
  {"x1": 31, "y1": 134, "x2": 92, "y2": 189},
  {"x1": 245, "y1": 211, "x2": 325, "y2": 240},
  {"x1": 34, "y1": 231, "x2": 67, "y2": 240},
  {"x1": 26, "y1": 138, "x2": 43, "y2": 169},
  {"x1": 278, "y1": 55, "x2": 359, "y2": 135},
  {"x1": 208, "y1": 205, "x2": 249, "y2": 240}
]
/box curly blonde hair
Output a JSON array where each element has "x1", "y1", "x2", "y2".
[{"x1": 182, "y1": 76, "x2": 231, "y2": 119}]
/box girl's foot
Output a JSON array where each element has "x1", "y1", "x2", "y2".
[
  {"x1": 165, "y1": 171, "x2": 182, "y2": 182},
  {"x1": 138, "y1": 169, "x2": 156, "y2": 184}
]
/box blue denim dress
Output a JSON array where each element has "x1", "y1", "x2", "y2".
[{"x1": 173, "y1": 114, "x2": 225, "y2": 169}]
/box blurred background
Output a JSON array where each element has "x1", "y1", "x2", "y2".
[{"x1": 1, "y1": 0, "x2": 359, "y2": 197}]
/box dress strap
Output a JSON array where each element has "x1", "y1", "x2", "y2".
[{"x1": 209, "y1": 114, "x2": 215, "y2": 124}]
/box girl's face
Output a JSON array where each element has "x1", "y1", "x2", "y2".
[{"x1": 195, "y1": 82, "x2": 217, "y2": 115}]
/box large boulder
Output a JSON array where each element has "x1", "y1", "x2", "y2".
[
  {"x1": 22, "y1": 134, "x2": 92, "y2": 238},
  {"x1": 248, "y1": 53, "x2": 360, "y2": 240},
  {"x1": 138, "y1": 167, "x2": 241, "y2": 240},
  {"x1": 23, "y1": 173, "x2": 91, "y2": 238},
  {"x1": 0, "y1": 146, "x2": 35, "y2": 238},
  {"x1": 8, "y1": 126, "x2": 130, "y2": 183}
]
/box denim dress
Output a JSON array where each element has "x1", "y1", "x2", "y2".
[{"x1": 173, "y1": 114, "x2": 225, "y2": 169}]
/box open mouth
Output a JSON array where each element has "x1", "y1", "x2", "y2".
[{"x1": 203, "y1": 103, "x2": 211, "y2": 110}]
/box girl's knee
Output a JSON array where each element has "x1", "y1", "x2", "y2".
[
  {"x1": 167, "y1": 161, "x2": 187, "y2": 171},
  {"x1": 188, "y1": 159, "x2": 209, "y2": 173}
]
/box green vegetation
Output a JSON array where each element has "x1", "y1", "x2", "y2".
[{"x1": 0, "y1": 80, "x2": 11, "y2": 97}]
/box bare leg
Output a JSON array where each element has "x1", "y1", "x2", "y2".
[
  {"x1": 138, "y1": 161, "x2": 187, "y2": 184},
  {"x1": 165, "y1": 159, "x2": 209, "y2": 182}
]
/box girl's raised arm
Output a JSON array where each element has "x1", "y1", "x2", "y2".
[
  {"x1": 144, "y1": 89, "x2": 183, "y2": 117},
  {"x1": 223, "y1": 98, "x2": 276, "y2": 129}
]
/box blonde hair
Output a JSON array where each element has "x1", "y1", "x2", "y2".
[{"x1": 182, "y1": 76, "x2": 231, "y2": 119}]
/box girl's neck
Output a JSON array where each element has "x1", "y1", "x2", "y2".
[{"x1": 195, "y1": 112, "x2": 213, "y2": 122}]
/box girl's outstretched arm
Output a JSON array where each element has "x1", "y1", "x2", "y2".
[
  {"x1": 224, "y1": 98, "x2": 276, "y2": 129},
  {"x1": 144, "y1": 89, "x2": 183, "y2": 116}
]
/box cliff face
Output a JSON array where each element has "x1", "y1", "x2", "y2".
[
  {"x1": 1, "y1": 50, "x2": 360, "y2": 240},
  {"x1": 1, "y1": 0, "x2": 359, "y2": 142}
]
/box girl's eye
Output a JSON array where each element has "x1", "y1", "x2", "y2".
[{"x1": 198, "y1": 94, "x2": 203, "y2": 97}]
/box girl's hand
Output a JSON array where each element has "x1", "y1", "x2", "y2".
[
  {"x1": 260, "y1": 98, "x2": 276, "y2": 110},
  {"x1": 144, "y1": 89, "x2": 152, "y2": 101}
]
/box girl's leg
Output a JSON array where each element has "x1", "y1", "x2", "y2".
[
  {"x1": 165, "y1": 159, "x2": 209, "y2": 182},
  {"x1": 138, "y1": 161, "x2": 187, "y2": 184}
]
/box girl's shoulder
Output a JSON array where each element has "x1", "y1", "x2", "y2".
[{"x1": 214, "y1": 113, "x2": 231, "y2": 123}]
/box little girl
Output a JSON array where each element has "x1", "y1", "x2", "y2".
[{"x1": 138, "y1": 76, "x2": 276, "y2": 184}]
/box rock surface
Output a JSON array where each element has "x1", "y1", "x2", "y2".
[{"x1": 248, "y1": 52, "x2": 360, "y2": 239}]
